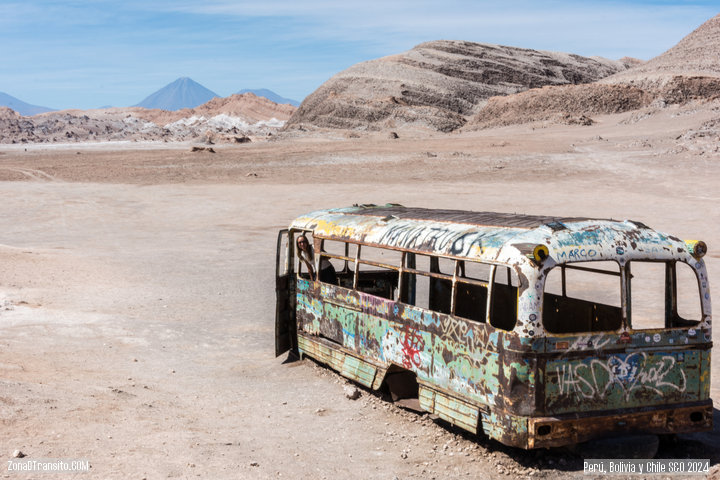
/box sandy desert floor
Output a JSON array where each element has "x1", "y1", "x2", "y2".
[{"x1": 1, "y1": 104, "x2": 719, "y2": 479}]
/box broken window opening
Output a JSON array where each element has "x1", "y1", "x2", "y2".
[
  {"x1": 355, "y1": 245, "x2": 402, "y2": 300},
  {"x1": 318, "y1": 239, "x2": 357, "y2": 288},
  {"x1": 490, "y1": 265, "x2": 518, "y2": 331},
  {"x1": 628, "y1": 260, "x2": 701, "y2": 330},
  {"x1": 543, "y1": 261, "x2": 622, "y2": 334},
  {"x1": 454, "y1": 260, "x2": 491, "y2": 323}
]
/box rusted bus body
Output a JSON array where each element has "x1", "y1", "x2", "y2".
[{"x1": 275, "y1": 205, "x2": 713, "y2": 449}]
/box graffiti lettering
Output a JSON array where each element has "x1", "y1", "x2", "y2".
[
  {"x1": 375, "y1": 222, "x2": 487, "y2": 257},
  {"x1": 556, "y1": 248, "x2": 598, "y2": 261},
  {"x1": 400, "y1": 324, "x2": 425, "y2": 369},
  {"x1": 555, "y1": 353, "x2": 686, "y2": 401},
  {"x1": 436, "y1": 315, "x2": 489, "y2": 351}
]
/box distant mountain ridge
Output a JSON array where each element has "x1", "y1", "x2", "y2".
[
  {"x1": 0, "y1": 92, "x2": 55, "y2": 116},
  {"x1": 134, "y1": 77, "x2": 219, "y2": 111},
  {"x1": 236, "y1": 88, "x2": 300, "y2": 106},
  {"x1": 0, "y1": 90, "x2": 297, "y2": 144}
]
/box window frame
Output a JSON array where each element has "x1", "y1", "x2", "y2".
[
  {"x1": 311, "y1": 237, "x2": 519, "y2": 331},
  {"x1": 540, "y1": 258, "x2": 704, "y2": 334},
  {"x1": 626, "y1": 259, "x2": 703, "y2": 330}
]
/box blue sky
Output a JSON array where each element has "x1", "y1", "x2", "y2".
[{"x1": 1, "y1": 0, "x2": 718, "y2": 110}]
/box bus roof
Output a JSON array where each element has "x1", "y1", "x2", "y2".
[{"x1": 289, "y1": 204, "x2": 699, "y2": 266}]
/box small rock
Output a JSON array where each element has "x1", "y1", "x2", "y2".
[
  {"x1": 246, "y1": 172, "x2": 258, "y2": 177},
  {"x1": 250, "y1": 461, "x2": 259, "y2": 467},
  {"x1": 12, "y1": 450, "x2": 25, "y2": 458},
  {"x1": 344, "y1": 386, "x2": 361, "y2": 400},
  {"x1": 314, "y1": 408, "x2": 325, "y2": 414},
  {"x1": 190, "y1": 146, "x2": 216, "y2": 153},
  {"x1": 388, "y1": 131, "x2": 399, "y2": 139}
]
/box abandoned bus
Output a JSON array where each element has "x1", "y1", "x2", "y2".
[{"x1": 275, "y1": 204, "x2": 712, "y2": 449}]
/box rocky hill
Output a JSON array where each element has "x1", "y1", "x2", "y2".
[
  {"x1": 237, "y1": 88, "x2": 300, "y2": 107},
  {"x1": 0, "y1": 93, "x2": 296, "y2": 144},
  {"x1": 470, "y1": 14, "x2": 720, "y2": 129},
  {"x1": 284, "y1": 40, "x2": 630, "y2": 132},
  {"x1": 601, "y1": 14, "x2": 720, "y2": 87}
]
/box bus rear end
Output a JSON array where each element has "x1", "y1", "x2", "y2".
[{"x1": 530, "y1": 253, "x2": 712, "y2": 448}]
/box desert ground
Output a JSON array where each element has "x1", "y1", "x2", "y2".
[{"x1": 1, "y1": 101, "x2": 720, "y2": 479}]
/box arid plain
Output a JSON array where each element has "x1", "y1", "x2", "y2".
[{"x1": 1, "y1": 98, "x2": 720, "y2": 479}]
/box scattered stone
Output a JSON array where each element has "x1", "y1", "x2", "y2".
[
  {"x1": 560, "y1": 114, "x2": 594, "y2": 126},
  {"x1": 314, "y1": 408, "x2": 326, "y2": 414},
  {"x1": 12, "y1": 450, "x2": 25, "y2": 458},
  {"x1": 388, "y1": 131, "x2": 399, "y2": 139},
  {"x1": 344, "y1": 385, "x2": 361, "y2": 400},
  {"x1": 250, "y1": 461, "x2": 259, "y2": 467},
  {"x1": 246, "y1": 172, "x2": 258, "y2": 177},
  {"x1": 190, "y1": 146, "x2": 215, "y2": 153},
  {"x1": 234, "y1": 136, "x2": 251, "y2": 143}
]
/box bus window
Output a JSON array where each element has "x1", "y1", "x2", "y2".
[
  {"x1": 543, "y1": 261, "x2": 622, "y2": 334},
  {"x1": 401, "y1": 254, "x2": 453, "y2": 314},
  {"x1": 294, "y1": 231, "x2": 315, "y2": 280},
  {"x1": 404, "y1": 254, "x2": 431, "y2": 310},
  {"x1": 319, "y1": 239, "x2": 356, "y2": 288},
  {"x1": 676, "y1": 262, "x2": 702, "y2": 324},
  {"x1": 429, "y1": 256, "x2": 453, "y2": 314},
  {"x1": 629, "y1": 261, "x2": 702, "y2": 329},
  {"x1": 356, "y1": 245, "x2": 401, "y2": 300},
  {"x1": 455, "y1": 261, "x2": 491, "y2": 323},
  {"x1": 628, "y1": 261, "x2": 665, "y2": 329},
  {"x1": 490, "y1": 266, "x2": 518, "y2": 331}
]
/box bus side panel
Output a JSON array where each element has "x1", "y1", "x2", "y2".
[
  {"x1": 295, "y1": 282, "x2": 540, "y2": 443},
  {"x1": 544, "y1": 348, "x2": 707, "y2": 414}
]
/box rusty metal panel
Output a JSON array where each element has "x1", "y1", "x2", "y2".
[
  {"x1": 336, "y1": 205, "x2": 591, "y2": 228},
  {"x1": 431, "y1": 334, "x2": 501, "y2": 406},
  {"x1": 372, "y1": 366, "x2": 387, "y2": 390},
  {"x1": 480, "y1": 410, "x2": 529, "y2": 448},
  {"x1": 527, "y1": 402, "x2": 713, "y2": 449},
  {"x1": 297, "y1": 334, "x2": 332, "y2": 363},
  {"x1": 419, "y1": 385, "x2": 480, "y2": 434},
  {"x1": 544, "y1": 349, "x2": 706, "y2": 414},
  {"x1": 341, "y1": 353, "x2": 376, "y2": 388},
  {"x1": 298, "y1": 334, "x2": 377, "y2": 388}
]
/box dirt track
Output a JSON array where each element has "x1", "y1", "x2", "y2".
[{"x1": 1, "y1": 107, "x2": 719, "y2": 479}]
